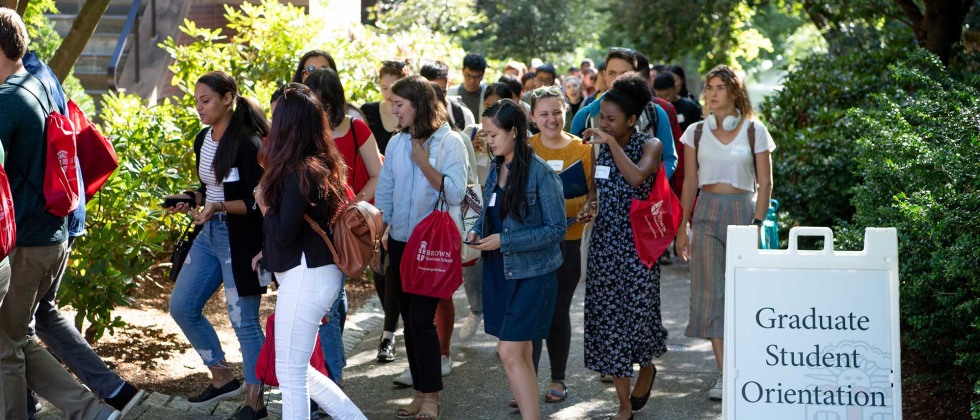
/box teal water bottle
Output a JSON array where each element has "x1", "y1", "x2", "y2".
[{"x1": 760, "y1": 199, "x2": 779, "y2": 249}]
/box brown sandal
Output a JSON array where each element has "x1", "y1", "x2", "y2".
[
  {"x1": 396, "y1": 398, "x2": 421, "y2": 419},
  {"x1": 415, "y1": 398, "x2": 439, "y2": 420}
]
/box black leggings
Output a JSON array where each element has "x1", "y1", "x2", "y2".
[
  {"x1": 388, "y1": 239, "x2": 443, "y2": 393},
  {"x1": 373, "y1": 247, "x2": 401, "y2": 333},
  {"x1": 532, "y1": 239, "x2": 581, "y2": 381}
]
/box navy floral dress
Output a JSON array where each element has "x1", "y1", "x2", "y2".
[{"x1": 584, "y1": 131, "x2": 668, "y2": 377}]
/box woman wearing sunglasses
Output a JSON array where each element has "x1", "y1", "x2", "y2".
[
  {"x1": 292, "y1": 49, "x2": 366, "y2": 122},
  {"x1": 526, "y1": 85, "x2": 593, "y2": 406}
]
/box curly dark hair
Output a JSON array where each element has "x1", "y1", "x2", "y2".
[{"x1": 605, "y1": 72, "x2": 652, "y2": 118}]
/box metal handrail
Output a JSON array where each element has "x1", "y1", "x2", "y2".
[{"x1": 107, "y1": 0, "x2": 154, "y2": 91}]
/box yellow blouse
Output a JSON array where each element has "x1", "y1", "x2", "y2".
[{"x1": 530, "y1": 132, "x2": 594, "y2": 241}]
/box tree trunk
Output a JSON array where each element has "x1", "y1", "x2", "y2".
[
  {"x1": 919, "y1": 0, "x2": 972, "y2": 64},
  {"x1": 47, "y1": 0, "x2": 112, "y2": 82}
]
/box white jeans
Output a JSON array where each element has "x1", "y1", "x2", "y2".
[{"x1": 275, "y1": 255, "x2": 366, "y2": 420}]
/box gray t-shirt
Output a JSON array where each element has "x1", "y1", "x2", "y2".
[{"x1": 457, "y1": 83, "x2": 484, "y2": 120}]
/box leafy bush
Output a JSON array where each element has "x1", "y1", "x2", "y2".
[
  {"x1": 161, "y1": 0, "x2": 467, "y2": 109},
  {"x1": 759, "y1": 45, "x2": 909, "y2": 228},
  {"x1": 60, "y1": 93, "x2": 195, "y2": 340},
  {"x1": 844, "y1": 49, "x2": 980, "y2": 380},
  {"x1": 61, "y1": 0, "x2": 471, "y2": 340}
]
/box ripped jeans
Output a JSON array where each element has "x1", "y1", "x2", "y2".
[{"x1": 170, "y1": 220, "x2": 264, "y2": 385}]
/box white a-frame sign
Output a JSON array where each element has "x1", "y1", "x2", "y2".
[{"x1": 723, "y1": 226, "x2": 901, "y2": 419}]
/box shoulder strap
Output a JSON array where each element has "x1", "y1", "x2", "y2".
[
  {"x1": 305, "y1": 214, "x2": 340, "y2": 262},
  {"x1": 748, "y1": 120, "x2": 758, "y2": 179},
  {"x1": 14, "y1": 82, "x2": 52, "y2": 116},
  {"x1": 694, "y1": 121, "x2": 704, "y2": 160},
  {"x1": 349, "y1": 116, "x2": 359, "y2": 187}
]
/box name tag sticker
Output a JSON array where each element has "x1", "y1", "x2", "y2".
[
  {"x1": 595, "y1": 165, "x2": 611, "y2": 179},
  {"x1": 732, "y1": 145, "x2": 751, "y2": 157},
  {"x1": 547, "y1": 160, "x2": 564, "y2": 171},
  {"x1": 677, "y1": 114, "x2": 686, "y2": 123},
  {"x1": 488, "y1": 193, "x2": 497, "y2": 207},
  {"x1": 223, "y1": 167, "x2": 241, "y2": 182}
]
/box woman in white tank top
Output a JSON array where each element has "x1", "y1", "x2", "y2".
[{"x1": 674, "y1": 65, "x2": 776, "y2": 401}]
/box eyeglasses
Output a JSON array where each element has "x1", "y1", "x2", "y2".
[
  {"x1": 303, "y1": 65, "x2": 331, "y2": 75},
  {"x1": 532, "y1": 85, "x2": 562, "y2": 98}
]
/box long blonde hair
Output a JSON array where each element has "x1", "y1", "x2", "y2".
[{"x1": 702, "y1": 65, "x2": 755, "y2": 120}]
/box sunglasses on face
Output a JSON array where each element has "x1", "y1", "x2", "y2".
[{"x1": 303, "y1": 65, "x2": 330, "y2": 74}]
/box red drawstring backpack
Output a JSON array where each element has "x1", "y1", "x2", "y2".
[
  {"x1": 400, "y1": 183, "x2": 463, "y2": 299},
  {"x1": 15, "y1": 80, "x2": 79, "y2": 218},
  {"x1": 254, "y1": 313, "x2": 330, "y2": 387},
  {"x1": 0, "y1": 165, "x2": 16, "y2": 259},
  {"x1": 629, "y1": 163, "x2": 682, "y2": 267},
  {"x1": 68, "y1": 100, "x2": 119, "y2": 200}
]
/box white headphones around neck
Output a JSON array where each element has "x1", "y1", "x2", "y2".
[{"x1": 706, "y1": 109, "x2": 742, "y2": 131}]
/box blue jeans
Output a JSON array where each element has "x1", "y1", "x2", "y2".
[
  {"x1": 318, "y1": 276, "x2": 347, "y2": 385},
  {"x1": 169, "y1": 221, "x2": 264, "y2": 385}
]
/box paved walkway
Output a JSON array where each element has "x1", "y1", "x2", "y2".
[{"x1": 38, "y1": 261, "x2": 723, "y2": 419}]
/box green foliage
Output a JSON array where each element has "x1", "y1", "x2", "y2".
[
  {"x1": 62, "y1": 93, "x2": 196, "y2": 340},
  {"x1": 467, "y1": 0, "x2": 607, "y2": 67},
  {"x1": 161, "y1": 0, "x2": 466, "y2": 107},
  {"x1": 371, "y1": 0, "x2": 485, "y2": 41},
  {"x1": 846, "y1": 49, "x2": 980, "y2": 380},
  {"x1": 973, "y1": 378, "x2": 980, "y2": 419},
  {"x1": 759, "y1": 45, "x2": 909, "y2": 228}
]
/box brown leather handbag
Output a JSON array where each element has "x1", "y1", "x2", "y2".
[{"x1": 305, "y1": 201, "x2": 384, "y2": 279}]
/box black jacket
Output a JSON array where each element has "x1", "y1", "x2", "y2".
[
  {"x1": 261, "y1": 172, "x2": 336, "y2": 272},
  {"x1": 194, "y1": 128, "x2": 267, "y2": 296}
]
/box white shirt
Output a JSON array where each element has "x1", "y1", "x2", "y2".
[
  {"x1": 680, "y1": 120, "x2": 776, "y2": 192},
  {"x1": 198, "y1": 129, "x2": 225, "y2": 203}
]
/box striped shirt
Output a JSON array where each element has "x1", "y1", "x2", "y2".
[{"x1": 198, "y1": 129, "x2": 225, "y2": 203}]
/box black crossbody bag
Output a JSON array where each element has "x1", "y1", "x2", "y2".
[{"x1": 169, "y1": 220, "x2": 201, "y2": 282}]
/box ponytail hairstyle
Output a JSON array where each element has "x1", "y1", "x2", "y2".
[
  {"x1": 196, "y1": 71, "x2": 270, "y2": 184},
  {"x1": 259, "y1": 83, "x2": 347, "y2": 218},
  {"x1": 483, "y1": 99, "x2": 532, "y2": 222}
]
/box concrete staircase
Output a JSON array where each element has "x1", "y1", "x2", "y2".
[{"x1": 47, "y1": 0, "x2": 149, "y2": 107}]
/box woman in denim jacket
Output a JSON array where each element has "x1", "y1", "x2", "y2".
[{"x1": 466, "y1": 99, "x2": 566, "y2": 420}]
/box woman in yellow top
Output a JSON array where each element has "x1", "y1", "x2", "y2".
[{"x1": 527, "y1": 85, "x2": 594, "y2": 404}]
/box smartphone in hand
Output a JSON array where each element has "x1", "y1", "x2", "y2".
[{"x1": 162, "y1": 196, "x2": 196, "y2": 208}]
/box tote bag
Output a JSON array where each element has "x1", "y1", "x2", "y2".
[
  {"x1": 255, "y1": 313, "x2": 330, "y2": 387},
  {"x1": 400, "y1": 186, "x2": 463, "y2": 299},
  {"x1": 629, "y1": 163, "x2": 682, "y2": 268}
]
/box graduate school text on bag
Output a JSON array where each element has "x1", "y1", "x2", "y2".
[
  {"x1": 629, "y1": 162, "x2": 682, "y2": 267},
  {"x1": 400, "y1": 185, "x2": 463, "y2": 299}
]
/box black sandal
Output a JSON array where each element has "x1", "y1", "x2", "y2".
[
  {"x1": 630, "y1": 364, "x2": 657, "y2": 411},
  {"x1": 544, "y1": 381, "x2": 568, "y2": 403}
]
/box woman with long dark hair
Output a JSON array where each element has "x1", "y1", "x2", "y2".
[
  {"x1": 674, "y1": 65, "x2": 775, "y2": 401},
  {"x1": 254, "y1": 83, "x2": 366, "y2": 420},
  {"x1": 164, "y1": 71, "x2": 269, "y2": 419},
  {"x1": 579, "y1": 73, "x2": 668, "y2": 420},
  {"x1": 375, "y1": 75, "x2": 468, "y2": 420},
  {"x1": 467, "y1": 99, "x2": 566, "y2": 419}
]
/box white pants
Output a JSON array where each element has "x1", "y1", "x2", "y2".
[{"x1": 275, "y1": 256, "x2": 366, "y2": 420}]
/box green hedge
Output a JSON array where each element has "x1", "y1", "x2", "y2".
[{"x1": 61, "y1": 0, "x2": 469, "y2": 340}]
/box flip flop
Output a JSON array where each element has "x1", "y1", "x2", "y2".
[{"x1": 544, "y1": 381, "x2": 569, "y2": 403}]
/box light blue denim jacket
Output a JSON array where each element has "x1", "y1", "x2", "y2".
[
  {"x1": 376, "y1": 123, "x2": 468, "y2": 242},
  {"x1": 471, "y1": 155, "x2": 566, "y2": 279}
]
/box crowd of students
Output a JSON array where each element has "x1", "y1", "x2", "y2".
[{"x1": 0, "y1": 7, "x2": 776, "y2": 420}]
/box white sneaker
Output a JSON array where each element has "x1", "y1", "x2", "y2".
[
  {"x1": 393, "y1": 368, "x2": 413, "y2": 387},
  {"x1": 459, "y1": 313, "x2": 482, "y2": 341},
  {"x1": 441, "y1": 354, "x2": 453, "y2": 376},
  {"x1": 708, "y1": 373, "x2": 723, "y2": 400}
]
